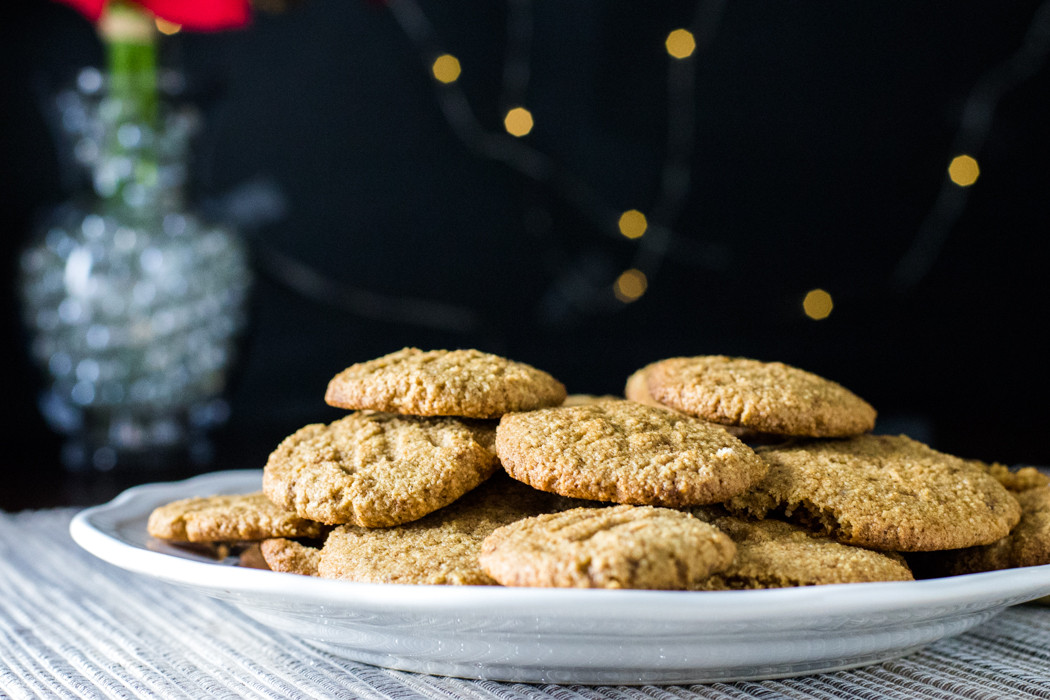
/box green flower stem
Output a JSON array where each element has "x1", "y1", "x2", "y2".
[{"x1": 98, "y1": 2, "x2": 161, "y2": 211}]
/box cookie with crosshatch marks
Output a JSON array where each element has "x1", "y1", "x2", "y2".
[
  {"x1": 495, "y1": 399, "x2": 767, "y2": 506},
  {"x1": 478, "y1": 505, "x2": 736, "y2": 589},
  {"x1": 324, "y1": 347, "x2": 567, "y2": 419},
  {"x1": 724, "y1": 434, "x2": 1021, "y2": 552},
  {"x1": 317, "y1": 473, "x2": 581, "y2": 585},
  {"x1": 146, "y1": 492, "x2": 327, "y2": 543},
  {"x1": 262, "y1": 411, "x2": 499, "y2": 527},
  {"x1": 643, "y1": 355, "x2": 877, "y2": 437}
]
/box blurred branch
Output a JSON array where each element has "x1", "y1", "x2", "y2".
[{"x1": 892, "y1": 0, "x2": 1050, "y2": 291}]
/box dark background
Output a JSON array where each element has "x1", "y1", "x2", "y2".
[{"x1": 3, "y1": 1, "x2": 1049, "y2": 508}]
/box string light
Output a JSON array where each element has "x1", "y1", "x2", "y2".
[
  {"x1": 431, "y1": 54, "x2": 461, "y2": 84},
  {"x1": 803, "y1": 288, "x2": 833, "y2": 320},
  {"x1": 614, "y1": 269, "x2": 648, "y2": 303},
  {"x1": 665, "y1": 28, "x2": 696, "y2": 59},
  {"x1": 948, "y1": 154, "x2": 980, "y2": 187},
  {"x1": 155, "y1": 18, "x2": 181, "y2": 35},
  {"x1": 618, "y1": 210, "x2": 648, "y2": 239},
  {"x1": 503, "y1": 107, "x2": 534, "y2": 137}
]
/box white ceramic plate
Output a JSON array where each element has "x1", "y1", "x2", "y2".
[{"x1": 71, "y1": 470, "x2": 1050, "y2": 685}]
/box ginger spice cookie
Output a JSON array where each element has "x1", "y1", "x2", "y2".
[
  {"x1": 644, "y1": 355, "x2": 876, "y2": 437},
  {"x1": 478, "y1": 505, "x2": 736, "y2": 589},
  {"x1": 260, "y1": 538, "x2": 322, "y2": 576},
  {"x1": 147, "y1": 492, "x2": 327, "y2": 543},
  {"x1": 317, "y1": 473, "x2": 577, "y2": 585},
  {"x1": 496, "y1": 399, "x2": 767, "y2": 507},
  {"x1": 325, "y1": 347, "x2": 567, "y2": 419},
  {"x1": 263, "y1": 412, "x2": 499, "y2": 527},
  {"x1": 908, "y1": 484, "x2": 1050, "y2": 577},
  {"x1": 689, "y1": 513, "x2": 913, "y2": 589},
  {"x1": 725, "y1": 434, "x2": 1022, "y2": 552},
  {"x1": 623, "y1": 363, "x2": 667, "y2": 409}
]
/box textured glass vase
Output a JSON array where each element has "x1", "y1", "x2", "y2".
[{"x1": 19, "y1": 68, "x2": 252, "y2": 471}]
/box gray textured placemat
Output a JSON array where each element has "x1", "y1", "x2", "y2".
[{"x1": 3, "y1": 508, "x2": 1050, "y2": 699}]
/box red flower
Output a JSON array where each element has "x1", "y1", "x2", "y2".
[{"x1": 56, "y1": 0, "x2": 251, "y2": 31}]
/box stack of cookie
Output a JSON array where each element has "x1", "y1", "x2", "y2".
[{"x1": 147, "y1": 349, "x2": 1049, "y2": 590}]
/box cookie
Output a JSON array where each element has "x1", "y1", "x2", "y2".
[
  {"x1": 623, "y1": 363, "x2": 666, "y2": 409},
  {"x1": 725, "y1": 434, "x2": 1021, "y2": 551},
  {"x1": 146, "y1": 492, "x2": 327, "y2": 543},
  {"x1": 324, "y1": 347, "x2": 567, "y2": 419},
  {"x1": 644, "y1": 355, "x2": 876, "y2": 437},
  {"x1": 496, "y1": 399, "x2": 767, "y2": 507},
  {"x1": 317, "y1": 473, "x2": 577, "y2": 585},
  {"x1": 907, "y1": 485, "x2": 1050, "y2": 577},
  {"x1": 238, "y1": 543, "x2": 270, "y2": 570},
  {"x1": 262, "y1": 412, "x2": 499, "y2": 527},
  {"x1": 260, "y1": 538, "x2": 322, "y2": 576},
  {"x1": 479, "y1": 505, "x2": 736, "y2": 589},
  {"x1": 561, "y1": 394, "x2": 621, "y2": 407},
  {"x1": 688, "y1": 512, "x2": 914, "y2": 589},
  {"x1": 970, "y1": 460, "x2": 1049, "y2": 492}
]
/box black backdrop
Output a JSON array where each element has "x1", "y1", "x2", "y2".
[{"x1": 3, "y1": 1, "x2": 1048, "y2": 502}]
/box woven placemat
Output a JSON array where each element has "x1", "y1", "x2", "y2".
[{"x1": 3, "y1": 508, "x2": 1050, "y2": 699}]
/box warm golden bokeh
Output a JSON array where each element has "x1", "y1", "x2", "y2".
[
  {"x1": 618, "y1": 210, "x2": 648, "y2": 239},
  {"x1": 154, "y1": 18, "x2": 182, "y2": 35},
  {"x1": 614, "y1": 269, "x2": 648, "y2": 303},
  {"x1": 504, "y1": 107, "x2": 534, "y2": 137},
  {"x1": 948, "y1": 154, "x2": 980, "y2": 187},
  {"x1": 665, "y1": 28, "x2": 696, "y2": 59},
  {"x1": 803, "y1": 288, "x2": 834, "y2": 320},
  {"x1": 431, "y1": 54, "x2": 462, "y2": 84}
]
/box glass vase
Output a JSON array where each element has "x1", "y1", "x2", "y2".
[{"x1": 18, "y1": 68, "x2": 252, "y2": 472}]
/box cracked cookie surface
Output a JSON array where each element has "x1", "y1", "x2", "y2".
[
  {"x1": 645, "y1": 355, "x2": 876, "y2": 437},
  {"x1": 263, "y1": 411, "x2": 499, "y2": 527},
  {"x1": 725, "y1": 434, "x2": 1021, "y2": 551},
  {"x1": 908, "y1": 481, "x2": 1050, "y2": 577},
  {"x1": 496, "y1": 399, "x2": 767, "y2": 506},
  {"x1": 479, "y1": 505, "x2": 735, "y2": 589},
  {"x1": 147, "y1": 492, "x2": 327, "y2": 543},
  {"x1": 318, "y1": 473, "x2": 578, "y2": 585},
  {"x1": 325, "y1": 347, "x2": 566, "y2": 418},
  {"x1": 688, "y1": 512, "x2": 913, "y2": 588},
  {"x1": 260, "y1": 538, "x2": 322, "y2": 576}
]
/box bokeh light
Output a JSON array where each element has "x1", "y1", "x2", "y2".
[
  {"x1": 431, "y1": 54, "x2": 462, "y2": 84},
  {"x1": 665, "y1": 29, "x2": 696, "y2": 59},
  {"x1": 155, "y1": 18, "x2": 182, "y2": 35},
  {"x1": 614, "y1": 269, "x2": 648, "y2": 302},
  {"x1": 803, "y1": 288, "x2": 833, "y2": 320},
  {"x1": 504, "y1": 107, "x2": 534, "y2": 137},
  {"x1": 618, "y1": 210, "x2": 648, "y2": 239},
  {"x1": 948, "y1": 154, "x2": 980, "y2": 187}
]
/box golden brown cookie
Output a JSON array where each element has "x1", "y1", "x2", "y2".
[
  {"x1": 907, "y1": 485, "x2": 1050, "y2": 577},
  {"x1": 479, "y1": 505, "x2": 736, "y2": 589},
  {"x1": 260, "y1": 538, "x2": 322, "y2": 576},
  {"x1": 624, "y1": 363, "x2": 666, "y2": 409},
  {"x1": 317, "y1": 473, "x2": 577, "y2": 585},
  {"x1": 146, "y1": 492, "x2": 327, "y2": 543},
  {"x1": 262, "y1": 412, "x2": 499, "y2": 527},
  {"x1": 238, "y1": 543, "x2": 270, "y2": 570},
  {"x1": 496, "y1": 399, "x2": 767, "y2": 507},
  {"x1": 561, "y1": 394, "x2": 621, "y2": 407},
  {"x1": 324, "y1": 347, "x2": 567, "y2": 419},
  {"x1": 969, "y1": 460, "x2": 1050, "y2": 492},
  {"x1": 689, "y1": 513, "x2": 914, "y2": 589},
  {"x1": 725, "y1": 435, "x2": 1021, "y2": 552},
  {"x1": 644, "y1": 355, "x2": 876, "y2": 437}
]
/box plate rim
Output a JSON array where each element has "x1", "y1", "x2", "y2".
[{"x1": 70, "y1": 469, "x2": 1050, "y2": 619}]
